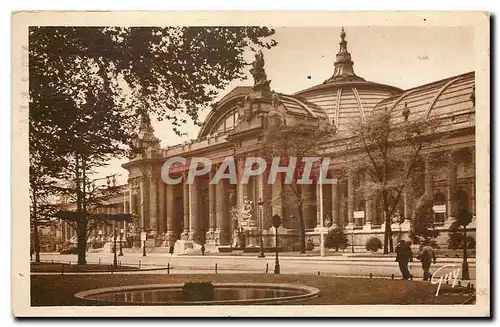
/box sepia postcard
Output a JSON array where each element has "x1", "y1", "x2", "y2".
[{"x1": 12, "y1": 11, "x2": 490, "y2": 317}]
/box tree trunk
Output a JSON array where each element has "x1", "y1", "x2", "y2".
[
  {"x1": 298, "y1": 201, "x2": 306, "y2": 254},
  {"x1": 32, "y1": 192, "x2": 41, "y2": 263},
  {"x1": 77, "y1": 217, "x2": 87, "y2": 265},
  {"x1": 383, "y1": 216, "x2": 390, "y2": 254},
  {"x1": 33, "y1": 217, "x2": 40, "y2": 263}
]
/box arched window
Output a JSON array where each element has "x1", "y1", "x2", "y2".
[{"x1": 211, "y1": 109, "x2": 238, "y2": 134}]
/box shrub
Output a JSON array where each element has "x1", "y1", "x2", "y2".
[
  {"x1": 365, "y1": 237, "x2": 382, "y2": 253},
  {"x1": 448, "y1": 221, "x2": 476, "y2": 250},
  {"x1": 62, "y1": 240, "x2": 73, "y2": 249},
  {"x1": 325, "y1": 227, "x2": 349, "y2": 252},
  {"x1": 91, "y1": 239, "x2": 105, "y2": 249}
]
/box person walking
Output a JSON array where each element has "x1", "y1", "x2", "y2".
[
  {"x1": 395, "y1": 240, "x2": 413, "y2": 280},
  {"x1": 418, "y1": 239, "x2": 436, "y2": 281}
]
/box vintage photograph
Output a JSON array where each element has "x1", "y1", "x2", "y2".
[{"x1": 12, "y1": 11, "x2": 490, "y2": 317}]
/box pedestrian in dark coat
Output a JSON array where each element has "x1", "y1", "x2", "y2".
[
  {"x1": 395, "y1": 240, "x2": 413, "y2": 280},
  {"x1": 418, "y1": 239, "x2": 436, "y2": 281}
]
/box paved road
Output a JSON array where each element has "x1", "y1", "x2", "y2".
[{"x1": 38, "y1": 252, "x2": 476, "y2": 281}]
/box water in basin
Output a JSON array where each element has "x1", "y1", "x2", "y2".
[{"x1": 86, "y1": 287, "x2": 305, "y2": 303}]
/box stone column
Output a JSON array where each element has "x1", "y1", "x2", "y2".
[
  {"x1": 208, "y1": 169, "x2": 216, "y2": 233},
  {"x1": 403, "y1": 163, "x2": 413, "y2": 223},
  {"x1": 139, "y1": 178, "x2": 146, "y2": 230},
  {"x1": 149, "y1": 175, "x2": 158, "y2": 236},
  {"x1": 471, "y1": 148, "x2": 476, "y2": 216},
  {"x1": 302, "y1": 183, "x2": 316, "y2": 229},
  {"x1": 331, "y1": 180, "x2": 340, "y2": 228},
  {"x1": 182, "y1": 172, "x2": 190, "y2": 239},
  {"x1": 165, "y1": 183, "x2": 177, "y2": 244},
  {"x1": 364, "y1": 173, "x2": 373, "y2": 230},
  {"x1": 347, "y1": 169, "x2": 354, "y2": 228},
  {"x1": 158, "y1": 180, "x2": 165, "y2": 235},
  {"x1": 272, "y1": 173, "x2": 283, "y2": 217},
  {"x1": 189, "y1": 177, "x2": 201, "y2": 243},
  {"x1": 216, "y1": 179, "x2": 230, "y2": 245},
  {"x1": 425, "y1": 156, "x2": 434, "y2": 198},
  {"x1": 447, "y1": 151, "x2": 458, "y2": 223},
  {"x1": 237, "y1": 157, "x2": 245, "y2": 211}
]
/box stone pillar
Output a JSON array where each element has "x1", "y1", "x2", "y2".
[
  {"x1": 272, "y1": 173, "x2": 283, "y2": 218},
  {"x1": 471, "y1": 148, "x2": 476, "y2": 216},
  {"x1": 364, "y1": 173, "x2": 373, "y2": 230},
  {"x1": 216, "y1": 179, "x2": 230, "y2": 245},
  {"x1": 158, "y1": 180, "x2": 165, "y2": 235},
  {"x1": 182, "y1": 172, "x2": 190, "y2": 239},
  {"x1": 139, "y1": 178, "x2": 147, "y2": 230},
  {"x1": 347, "y1": 169, "x2": 354, "y2": 228},
  {"x1": 331, "y1": 180, "x2": 340, "y2": 228},
  {"x1": 149, "y1": 175, "x2": 158, "y2": 236},
  {"x1": 425, "y1": 156, "x2": 434, "y2": 198},
  {"x1": 165, "y1": 183, "x2": 177, "y2": 244},
  {"x1": 403, "y1": 163, "x2": 413, "y2": 223},
  {"x1": 262, "y1": 174, "x2": 273, "y2": 229},
  {"x1": 316, "y1": 182, "x2": 321, "y2": 227},
  {"x1": 237, "y1": 158, "x2": 245, "y2": 211},
  {"x1": 302, "y1": 183, "x2": 316, "y2": 229},
  {"x1": 208, "y1": 169, "x2": 216, "y2": 232},
  {"x1": 447, "y1": 152, "x2": 458, "y2": 223},
  {"x1": 189, "y1": 177, "x2": 201, "y2": 243}
]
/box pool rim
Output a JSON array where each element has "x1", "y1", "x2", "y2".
[{"x1": 74, "y1": 282, "x2": 320, "y2": 305}]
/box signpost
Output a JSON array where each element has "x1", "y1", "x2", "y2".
[
  {"x1": 353, "y1": 211, "x2": 365, "y2": 219},
  {"x1": 141, "y1": 231, "x2": 147, "y2": 257},
  {"x1": 272, "y1": 214, "x2": 281, "y2": 274},
  {"x1": 432, "y1": 205, "x2": 446, "y2": 213}
]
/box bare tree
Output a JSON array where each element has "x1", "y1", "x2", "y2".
[
  {"x1": 261, "y1": 122, "x2": 335, "y2": 253},
  {"x1": 347, "y1": 108, "x2": 440, "y2": 253}
]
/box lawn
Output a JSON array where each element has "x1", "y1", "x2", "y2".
[
  {"x1": 30, "y1": 274, "x2": 474, "y2": 306},
  {"x1": 31, "y1": 262, "x2": 139, "y2": 273}
]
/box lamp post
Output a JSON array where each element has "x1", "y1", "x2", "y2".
[
  {"x1": 272, "y1": 214, "x2": 281, "y2": 274},
  {"x1": 257, "y1": 198, "x2": 265, "y2": 258},
  {"x1": 351, "y1": 229, "x2": 355, "y2": 253},
  {"x1": 119, "y1": 228, "x2": 124, "y2": 256},
  {"x1": 141, "y1": 230, "x2": 147, "y2": 257},
  {"x1": 457, "y1": 207, "x2": 472, "y2": 280},
  {"x1": 318, "y1": 179, "x2": 325, "y2": 257},
  {"x1": 113, "y1": 228, "x2": 117, "y2": 267}
]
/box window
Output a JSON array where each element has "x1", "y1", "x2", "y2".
[{"x1": 212, "y1": 109, "x2": 238, "y2": 134}]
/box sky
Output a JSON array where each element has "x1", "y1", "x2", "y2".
[{"x1": 96, "y1": 26, "x2": 474, "y2": 185}]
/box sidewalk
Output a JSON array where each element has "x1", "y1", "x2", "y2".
[{"x1": 141, "y1": 251, "x2": 477, "y2": 265}]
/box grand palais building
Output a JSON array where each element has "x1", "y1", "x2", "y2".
[{"x1": 58, "y1": 29, "x2": 476, "y2": 253}]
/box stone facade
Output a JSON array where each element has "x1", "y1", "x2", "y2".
[{"x1": 58, "y1": 29, "x2": 476, "y2": 253}]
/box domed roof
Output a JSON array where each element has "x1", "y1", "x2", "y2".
[
  {"x1": 197, "y1": 89, "x2": 328, "y2": 139},
  {"x1": 373, "y1": 71, "x2": 475, "y2": 123},
  {"x1": 293, "y1": 28, "x2": 402, "y2": 132}
]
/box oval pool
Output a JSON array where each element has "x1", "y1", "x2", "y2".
[{"x1": 74, "y1": 283, "x2": 320, "y2": 305}]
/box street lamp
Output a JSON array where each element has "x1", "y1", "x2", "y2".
[
  {"x1": 457, "y1": 207, "x2": 473, "y2": 280},
  {"x1": 113, "y1": 228, "x2": 117, "y2": 267},
  {"x1": 119, "y1": 228, "x2": 124, "y2": 256},
  {"x1": 257, "y1": 198, "x2": 265, "y2": 258},
  {"x1": 272, "y1": 214, "x2": 282, "y2": 274},
  {"x1": 351, "y1": 229, "x2": 355, "y2": 253},
  {"x1": 141, "y1": 230, "x2": 147, "y2": 257}
]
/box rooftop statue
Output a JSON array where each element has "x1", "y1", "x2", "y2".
[{"x1": 249, "y1": 50, "x2": 271, "y2": 98}]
